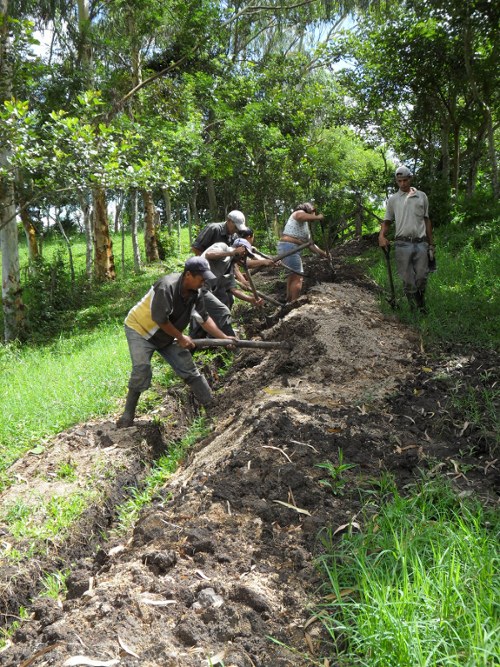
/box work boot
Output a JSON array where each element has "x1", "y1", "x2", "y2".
[
  {"x1": 117, "y1": 389, "x2": 141, "y2": 428},
  {"x1": 415, "y1": 290, "x2": 427, "y2": 314},
  {"x1": 405, "y1": 292, "x2": 417, "y2": 311},
  {"x1": 188, "y1": 375, "x2": 214, "y2": 407}
]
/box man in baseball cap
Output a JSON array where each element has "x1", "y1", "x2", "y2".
[
  {"x1": 117, "y1": 256, "x2": 235, "y2": 427},
  {"x1": 379, "y1": 165, "x2": 434, "y2": 313},
  {"x1": 191, "y1": 210, "x2": 249, "y2": 256}
]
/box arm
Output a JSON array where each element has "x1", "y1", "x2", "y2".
[
  {"x1": 158, "y1": 320, "x2": 195, "y2": 349},
  {"x1": 310, "y1": 243, "x2": 327, "y2": 258},
  {"x1": 230, "y1": 287, "x2": 263, "y2": 306},
  {"x1": 425, "y1": 217, "x2": 433, "y2": 245},
  {"x1": 378, "y1": 220, "x2": 391, "y2": 248},
  {"x1": 205, "y1": 245, "x2": 246, "y2": 261},
  {"x1": 200, "y1": 316, "x2": 236, "y2": 340},
  {"x1": 293, "y1": 210, "x2": 324, "y2": 223},
  {"x1": 246, "y1": 257, "x2": 275, "y2": 268},
  {"x1": 234, "y1": 264, "x2": 250, "y2": 289}
]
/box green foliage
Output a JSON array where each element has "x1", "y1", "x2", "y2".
[
  {"x1": 316, "y1": 449, "x2": 357, "y2": 496},
  {"x1": 156, "y1": 227, "x2": 177, "y2": 261},
  {"x1": 317, "y1": 477, "x2": 500, "y2": 666},
  {"x1": 115, "y1": 416, "x2": 210, "y2": 533},
  {"x1": 22, "y1": 251, "x2": 86, "y2": 335},
  {"x1": 369, "y1": 199, "x2": 499, "y2": 351}
]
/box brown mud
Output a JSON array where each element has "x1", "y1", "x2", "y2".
[{"x1": 0, "y1": 239, "x2": 498, "y2": 667}]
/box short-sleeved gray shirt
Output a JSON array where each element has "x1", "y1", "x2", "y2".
[
  {"x1": 384, "y1": 189, "x2": 429, "y2": 238},
  {"x1": 192, "y1": 222, "x2": 235, "y2": 254}
]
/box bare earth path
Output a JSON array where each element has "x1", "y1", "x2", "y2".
[{"x1": 1, "y1": 245, "x2": 498, "y2": 666}]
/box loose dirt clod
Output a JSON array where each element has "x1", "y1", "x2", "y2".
[{"x1": 1, "y1": 244, "x2": 498, "y2": 667}]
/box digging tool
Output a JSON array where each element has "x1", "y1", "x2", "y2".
[
  {"x1": 382, "y1": 245, "x2": 397, "y2": 309},
  {"x1": 250, "y1": 241, "x2": 312, "y2": 276},
  {"x1": 235, "y1": 280, "x2": 285, "y2": 307},
  {"x1": 192, "y1": 338, "x2": 292, "y2": 350},
  {"x1": 320, "y1": 220, "x2": 336, "y2": 279}
]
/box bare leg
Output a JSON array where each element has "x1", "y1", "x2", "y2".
[{"x1": 287, "y1": 273, "x2": 303, "y2": 302}]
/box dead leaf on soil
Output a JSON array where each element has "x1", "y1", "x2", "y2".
[
  {"x1": 458, "y1": 421, "x2": 470, "y2": 437},
  {"x1": 118, "y1": 635, "x2": 140, "y2": 659},
  {"x1": 333, "y1": 521, "x2": 361, "y2": 536},
  {"x1": 484, "y1": 459, "x2": 498, "y2": 474},
  {"x1": 195, "y1": 569, "x2": 210, "y2": 580},
  {"x1": 138, "y1": 596, "x2": 176, "y2": 606},
  {"x1": 304, "y1": 632, "x2": 316, "y2": 654},
  {"x1": 204, "y1": 652, "x2": 225, "y2": 666},
  {"x1": 323, "y1": 587, "x2": 356, "y2": 601},
  {"x1": 62, "y1": 657, "x2": 119, "y2": 667},
  {"x1": 262, "y1": 445, "x2": 292, "y2": 462},
  {"x1": 393, "y1": 444, "x2": 419, "y2": 454},
  {"x1": 273, "y1": 500, "x2": 311, "y2": 516}
]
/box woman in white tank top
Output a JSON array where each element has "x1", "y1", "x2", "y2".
[{"x1": 278, "y1": 202, "x2": 327, "y2": 302}]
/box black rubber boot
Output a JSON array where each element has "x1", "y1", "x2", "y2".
[
  {"x1": 188, "y1": 375, "x2": 214, "y2": 407},
  {"x1": 415, "y1": 290, "x2": 427, "y2": 314},
  {"x1": 117, "y1": 389, "x2": 141, "y2": 428}
]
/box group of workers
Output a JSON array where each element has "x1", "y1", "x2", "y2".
[{"x1": 117, "y1": 166, "x2": 433, "y2": 427}]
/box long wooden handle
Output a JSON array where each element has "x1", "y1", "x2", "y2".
[
  {"x1": 192, "y1": 339, "x2": 292, "y2": 350},
  {"x1": 250, "y1": 240, "x2": 312, "y2": 275}
]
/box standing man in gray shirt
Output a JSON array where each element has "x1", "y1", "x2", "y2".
[{"x1": 379, "y1": 166, "x2": 434, "y2": 313}]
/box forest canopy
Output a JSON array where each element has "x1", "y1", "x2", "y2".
[{"x1": 1, "y1": 0, "x2": 498, "y2": 341}]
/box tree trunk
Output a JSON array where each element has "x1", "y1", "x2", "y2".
[
  {"x1": 161, "y1": 187, "x2": 172, "y2": 233},
  {"x1": 79, "y1": 192, "x2": 93, "y2": 280},
  {"x1": 93, "y1": 186, "x2": 116, "y2": 280},
  {"x1": 206, "y1": 175, "x2": 218, "y2": 219},
  {"x1": 19, "y1": 204, "x2": 39, "y2": 263},
  {"x1": 114, "y1": 191, "x2": 124, "y2": 233},
  {"x1": 0, "y1": 1, "x2": 24, "y2": 340},
  {"x1": 130, "y1": 188, "x2": 142, "y2": 271},
  {"x1": 143, "y1": 189, "x2": 159, "y2": 262}
]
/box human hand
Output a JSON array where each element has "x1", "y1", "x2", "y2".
[
  {"x1": 177, "y1": 333, "x2": 195, "y2": 349},
  {"x1": 378, "y1": 235, "x2": 390, "y2": 248}
]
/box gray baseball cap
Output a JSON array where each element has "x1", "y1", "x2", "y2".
[
  {"x1": 395, "y1": 165, "x2": 413, "y2": 178},
  {"x1": 227, "y1": 210, "x2": 248, "y2": 231}
]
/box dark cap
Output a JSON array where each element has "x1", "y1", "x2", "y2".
[
  {"x1": 232, "y1": 237, "x2": 256, "y2": 258},
  {"x1": 184, "y1": 256, "x2": 216, "y2": 279}
]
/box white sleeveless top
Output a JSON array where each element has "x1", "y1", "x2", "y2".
[{"x1": 282, "y1": 214, "x2": 311, "y2": 241}]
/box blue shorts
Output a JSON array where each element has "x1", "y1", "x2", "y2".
[{"x1": 277, "y1": 241, "x2": 304, "y2": 275}]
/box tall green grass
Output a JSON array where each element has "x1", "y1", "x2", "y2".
[
  {"x1": 317, "y1": 478, "x2": 500, "y2": 666},
  {"x1": 370, "y1": 216, "x2": 499, "y2": 351},
  {"x1": 0, "y1": 231, "x2": 193, "y2": 489}
]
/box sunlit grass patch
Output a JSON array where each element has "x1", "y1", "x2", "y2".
[{"x1": 317, "y1": 478, "x2": 500, "y2": 667}]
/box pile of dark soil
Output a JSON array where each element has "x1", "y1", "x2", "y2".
[{"x1": 1, "y1": 241, "x2": 498, "y2": 667}]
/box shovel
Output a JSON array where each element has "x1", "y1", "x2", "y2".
[
  {"x1": 382, "y1": 245, "x2": 397, "y2": 309},
  {"x1": 192, "y1": 338, "x2": 292, "y2": 350}
]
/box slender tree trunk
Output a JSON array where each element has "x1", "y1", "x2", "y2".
[
  {"x1": 0, "y1": 1, "x2": 24, "y2": 340},
  {"x1": 93, "y1": 186, "x2": 116, "y2": 280},
  {"x1": 206, "y1": 176, "x2": 218, "y2": 219},
  {"x1": 143, "y1": 189, "x2": 159, "y2": 262},
  {"x1": 161, "y1": 187, "x2": 172, "y2": 233},
  {"x1": 53, "y1": 208, "x2": 75, "y2": 285},
  {"x1": 79, "y1": 192, "x2": 93, "y2": 280},
  {"x1": 130, "y1": 188, "x2": 141, "y2": 271},
  {"x1": 19, "y1": 205, "x2": 39, "y2": 263},
  {"x1": 114, "y1": 191, "x2": 124, "y2": 233}
]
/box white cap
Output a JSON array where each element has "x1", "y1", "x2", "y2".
[
  {"x1": 227, "y1": 210, "x2": 247, "y2": 231},
  {"x1": 395, "y1": 165, "x2": 413, "y2": 178}
]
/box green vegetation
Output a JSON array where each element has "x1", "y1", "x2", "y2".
[
  {"x1": 369, "y1": 202, "x2": 500, "y2": 352},
  {"x1": 317, "y1": 477, "x2": 500, "y2": 666},
  {"x1": 115, "y1": 416, "x2": 210, "y2": 533},
  {"x1": 316, "y1": 449, "x2": 357, "y2": 496}
]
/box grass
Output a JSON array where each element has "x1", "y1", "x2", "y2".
[
  {"x1": 114, "y1": 416, "x2": 211, "y2": 532},
  {"x1": 317, "y1": 477, "x2": 500, "y2": 666},
  {"x1": 368, "y1": 218, "x2": 499, "y2": 351},
  {"x1": 0, "y1": 230, "x2": 193, "y2": 490}
]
